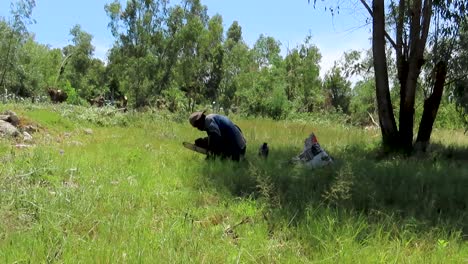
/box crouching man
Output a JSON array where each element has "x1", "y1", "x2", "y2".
[
  {"x1": 290, "y1": 132, "x2": 333, "y2": 168},
  {"x1": 189, "y1": 111, "x2": 246, "y2": 161}
]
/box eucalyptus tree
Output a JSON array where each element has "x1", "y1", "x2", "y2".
[
  {"x1": 219, "y1": 21, "x2": 250, "y2": 112},
  {"x1": 252, "y1": 34, "x2": 282, "y2": 69},
  {"x1": 60, "y1": 25, "x2": 101, "y2": 99},
  {"x1": 284, "y1": 35, "x2": 322, "y2": 112},
  {"x1": 323, "y1": 65, "x2": 352, "y2": 113},
  {"x1": 17, "y1": 37, "x2": 62, "y2": 98},
  {"x1": 236, "y1": 34, "x2": 285, "y2": 117},
  {"x1": 105, "y1": 0, "x2": 170, "y2": 107},
  {"x1": 106, "y1": 0, "x2": 218, "y2": 108},
  {"x1": 203, "y1": 14, "x2": 224, "y2": 103},
  {"x1": 439, "y1": 19, "x2": 468, "y2": 131},
  {"x1": 0, "y1": 0, "x2": 35, "y2": 93},
  {"x1": 312, "y1": 0, "x2": 468, "y2": 152},
  {"x1": 174, "y1": 0, "x2": 210, "y2": 108}
]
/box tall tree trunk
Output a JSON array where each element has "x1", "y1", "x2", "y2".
[
  {"x1": 399, "y1": 62, "x2": 419, "y2": 153},
  {"x1": 398, "y1": 0, "x2": 432, "y2": 153},
  {"x1": 372, "y1": 0, "x2": 399, "y2": 150},
  {"x1": 415, "y1": 61, "x2": 447, "y2": 151},
  {"x1": 399, "y1": 0, "x2": 421, "y2": 153}
]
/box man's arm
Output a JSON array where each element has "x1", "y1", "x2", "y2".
[
  {"x1": 207, "y1": 132, "x2": 223, "y2": 156},
  {"x1": 194, "y1": 137, "x2": 209, "y2": 149}
]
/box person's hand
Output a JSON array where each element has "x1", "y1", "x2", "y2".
[{"x1": 195, "y1": 137, "x2": 209, "y2": 149}]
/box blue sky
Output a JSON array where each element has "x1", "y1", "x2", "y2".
[{"x1": 0, "y1": 0, "x2": 372, "y2": 77}]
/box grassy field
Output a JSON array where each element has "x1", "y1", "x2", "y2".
[{"x1": 0, "y1": 103, "x2": 467, "y2": 263}]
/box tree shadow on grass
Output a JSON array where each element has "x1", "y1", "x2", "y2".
[
  {"x1": 199, "y1": 143, "x2": 468, "y2": 236},
  {"x1": 427, "y1": 143, "x2": 468, "y2": 162}
]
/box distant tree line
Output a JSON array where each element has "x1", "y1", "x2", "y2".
[{"x1": 0, "y1": 0, "x2": 466, "y2": 130}]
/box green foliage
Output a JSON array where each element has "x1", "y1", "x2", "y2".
[
  {"x1": 350, "y1": 79, "x2": 376, "y2": 125},
  {"x1": 449, "y1": 20, "x2": 468, "y2": 129},
  {"x1": 105, "y1": 0, "x2": 167, "y2": 107},
  {"x1": 0, "y1": 104, "x2": 467, "y2": 262},
  {"x1": 426, "y1": 100, "x2": 466, "y2": 129},
  {"x1": 162, "y1": 85, "x2": 189, "y2": 112},
  {"x1": 0, "y1": 0, "x2": 465, "y2": 133},
  {"x1": 226, "y1": 21, "x2": 242, "y2": 45},
  {"x1": 61, "y1": 81, "x2": 83, "y2": 105},
  {"x1": 284, "y1": 35, "x2": 323, "y2": 112},
  {"x1": 17, "y1": 37, "x2": 62, "y2": 96},
  {"x1": 219, "y1": 25, "x2": 250, "y2": 112},
  {"x1": 252, "y1": 34, "x2": 281, "y2": 68},
  {"x1": 59, "y1": 105, "x2": 130, "y2": 127},
  {"x1": 236, "y1": 54, "x2": 290, "y2": 119},
  {"x1": 323, "y1": 66, "x2": 352, "y2": 113},
  {"x1": 0, "y1": 0, "x2": 36, "y2": 94},
  {"x1": 60, "y1": 25, "x2": 106, "y2": 100},
  {"x1": 265, "y1": 84, "x2": 291, "y2": 120}
]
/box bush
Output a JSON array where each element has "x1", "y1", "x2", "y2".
[
  {"x1": 265, "y1": 85, "x2": 291, "y2": 120},
  {"x1": 61, "y1": 81, "x2": 86, "y2": 106}
]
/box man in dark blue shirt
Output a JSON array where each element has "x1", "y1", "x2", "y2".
[{"x1": 189, "y1": 111, "x2": 246, "y2": 161}]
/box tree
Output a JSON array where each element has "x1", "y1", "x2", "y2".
[
  {"x1": 284, "y1": 35, "x2": 322, "y2": 112},
  {"x1": 105, "y1": 0, "x2": 170, "y2": 107},
  {"x1": 17, "y1": 37, "x2": 62, "y2": 98},
  {"x1": 226, "y1": 21, "x2": 242, "y2": 45},
  {"x1": 445, "y1": 19, "x2": 468, "y2": 131},
  {"x1": 203, "y1": 15, "x2": 224, "y2": 102},
  {"x1": 106, "y1": 0, "x2": 221, "y2": 109},
  {"x1": 313, "y1": 0, "x2": 468, "y2": 152},
  {"x1": 219, "y1": 21, "x2": 249, "y2": 112},
  {"x1": 252, "y1": 34, "x2": 281, "y2": 69},
  {"x1": 60, "y1": 25, "x2": 100, "y2": 99},
  {"x1": 350, "y1": 79, "x2": 378, "y2": 125},
  {"x1": 0, "y1": 0, "x2": 35, "y2": 93},
  {"x1": 237, "y1": 34, "x2": 289, "y2": 118},
  {"x1": 323, "y1": 65, "x2": 352, "y2": 113}
]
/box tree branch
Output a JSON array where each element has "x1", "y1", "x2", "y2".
[
  {"x1": 419, "y1": 0, "x2": 432, "y2": 56},
  {"x1": 408, "y1": 0, "x2": 422, "y2": 58},
  {"x1": 444, "y1": 73, "x2": 468, "y2": 87},
  {"x1": 359, "y1": 0, "x2": 397, "y2": 50},
  {"x1": 367, "y1": 111, "x2": 380, "y2": 127},
  {"x1": 396, "y1": 0, "x2": 407, "y2": 89},
  {"x1": 55, "y1": 52, "x2": 74, "y2": 86},
  {"x1": 396, "y1": 0, "x2": 405, "y2": 60}
]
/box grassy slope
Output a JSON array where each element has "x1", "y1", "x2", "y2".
[{"x1": 0, "y1": 104, "x2": 467, "y2": 263}]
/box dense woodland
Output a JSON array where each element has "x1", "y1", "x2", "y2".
[{"x1": 0, "y1": 0, "x2": 466, "y2": 130}]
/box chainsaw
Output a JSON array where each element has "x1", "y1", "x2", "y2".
[{"x1": 182, "y1": 142, "x2": 209, "y2": 155}]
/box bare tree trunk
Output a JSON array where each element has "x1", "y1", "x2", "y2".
[
  {"x1": 398, "y1": 0, "x2": 432, "y2": 153},
  {"x1": 372, "y1": 0, "x2": 399, "y2": 150},
  {"x1": 415, "y1": 61, "x2": 447, "y2": 151},
  {"x1": 398, "y1": 0, "x2": 421, "y2": 152},
  {"x1": 396, "y1": 0, "x2": 408, "y2": 117},
  {"x1": 399, "y1": 65, "x2": 419, "y2": 153}
]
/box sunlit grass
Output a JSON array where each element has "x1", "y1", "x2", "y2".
[{"x1": 0, "y1": 103, "x2": 467, "y2": 263}]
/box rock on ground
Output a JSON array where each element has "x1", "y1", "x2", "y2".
[
  {"x1": 23, "y1": 131, "x2": 33, "y2": 141},
  {"x1": 1, "y1": 110, "x2": 20, "y2": 126},
  {"x1": 0, "y1": 120, "x2": 20, "y2": 137}
]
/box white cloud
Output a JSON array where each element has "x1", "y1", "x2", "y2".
[
  {"x1": 279, "y1": 31, "x2": 371, "y2": 83},
  {"x1": 318, "y1": 48, "x2": 343, "y2": 78},
  {"x1": 93, "y1": 39, "x2": 112, "y2": 63},
  {"x1": 320, "y1": 31, "x2": 370, "y2": 71}
]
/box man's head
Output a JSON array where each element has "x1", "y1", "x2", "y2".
[{"x1": 189, "y1": 111, "x2": 206, "y2": 131}]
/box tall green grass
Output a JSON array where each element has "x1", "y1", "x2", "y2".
[{"x1": 0, "y1": 103, "x2": 467, "y2": 263}]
